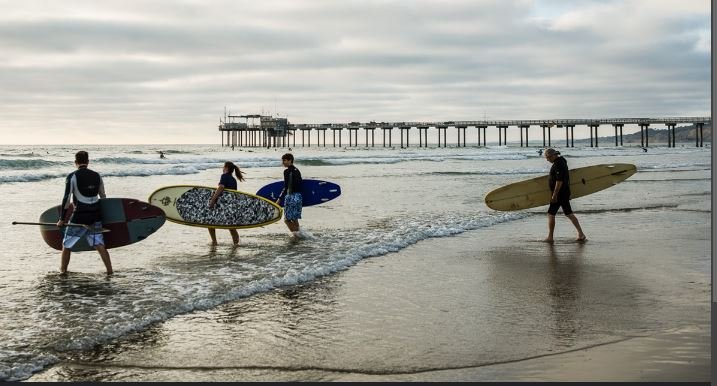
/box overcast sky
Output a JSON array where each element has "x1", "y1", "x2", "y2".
[{"x1": 0, "y1": 0, "x2": 711, "y2": 144}]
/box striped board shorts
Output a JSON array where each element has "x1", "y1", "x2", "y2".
[
  {"x1": 284, "y1": 193, "x2": 303, "y2": 221},
  {"x1": 62, "y1": 222, "x2": 105, "y2": 249}
]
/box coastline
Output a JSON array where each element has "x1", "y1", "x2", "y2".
[{"x1": 28, "y1": 205, "x2": 710, "y2": 382}]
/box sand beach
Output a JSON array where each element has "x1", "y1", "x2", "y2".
[{"x1": 27, "y1": 199, "x2": 710, "y2": 382}]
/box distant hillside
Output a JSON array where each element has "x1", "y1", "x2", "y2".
[{"x1": 574, "y1": 123, "x2": 711, "y2": 145}]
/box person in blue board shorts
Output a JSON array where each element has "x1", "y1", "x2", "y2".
[
  {"x1": 276, "y1": 153, "x2": 303, "y2": 239},
  {"x1": 56, "y1": 151, "x2": 113, "y2": 275},
  {"x1": 207, "y1": 161, "x2": 245, "y2": 246},
  {"x1": 543, "y1": 148, "x2": 586, "y2": 243}
]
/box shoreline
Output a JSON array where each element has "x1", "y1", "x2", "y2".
[
  {"x1": 27, "y1": 207, "x2": 711, "y2": 382},
  {"x1": 26, "y1": 324, "x2": 711, "y2": 382},
  {"x1": 331, "y1": 324, "x2": 710, "y2": 381}
]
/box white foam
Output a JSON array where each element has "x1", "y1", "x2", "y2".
[
  {"x1": 0, "y1": 351, "x2": 58, "y2": 382},
  {"x1": 292, "y1": 229, "x2": 316, "y2": 240},
  {"x1": 0, "y1": 146, "x2": 711, "y2": 184}
]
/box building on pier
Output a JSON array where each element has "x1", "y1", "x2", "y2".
[{"x1": 219, "y1": 114, "x2": 291, "y2": 148}]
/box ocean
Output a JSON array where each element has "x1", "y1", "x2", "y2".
[{"x1": 0, "y1": 143, "x2": 710, "y2": 381}]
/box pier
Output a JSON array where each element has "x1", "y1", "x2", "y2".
[{"x1": 219, "y1": 115, "x2": 711, "y2": 149}]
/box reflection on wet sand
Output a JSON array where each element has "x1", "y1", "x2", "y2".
[{"x1": 547, "y1": 242, "x2": 585, "y2": 347}]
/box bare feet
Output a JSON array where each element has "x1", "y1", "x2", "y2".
[
  {"x1": 542, "y1": 238, "x2": 554, "y2": 243},
  {"x1": 576, "y1": 235, "x2": 587, "y2": 242}
]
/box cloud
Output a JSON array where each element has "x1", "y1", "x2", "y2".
[{"x1": 0, "y1": 0, "x2": 710, "y2": 144}]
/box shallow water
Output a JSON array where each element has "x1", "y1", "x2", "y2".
[{"x1": 0, "y1": 144, "x2": 710, "y2": 381}]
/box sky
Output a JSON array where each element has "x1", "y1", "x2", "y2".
[{"x1": 0, "y1": 0, "x2": 711, "y2": 144}]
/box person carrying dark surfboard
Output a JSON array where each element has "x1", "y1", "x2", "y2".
[
  {"x1": 56, "y1": 151, "x2": 113, "y2": 275},
  {"x1": 207, "y1": 161, "x2": 245, "y2": 246},
  {"x1": 277, "y1": 153, "x2": 304, "y2": 240},
  {"x1": 543, "y1": 148, "x2": 587, "y2": 243}
]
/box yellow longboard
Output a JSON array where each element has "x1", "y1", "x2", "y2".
[
  {"x1": 148, "y1": 185, "x2": 283, "y2": 229},
  {"x1": 484, "y1": 163, "x2": 637, "y2": 211}
]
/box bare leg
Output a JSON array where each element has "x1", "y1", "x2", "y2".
[
  {"x1": 566, "y1": 214, "x2": 587, "y2": 241},
  {"x1": 95, "y1": 245, "x2": 113, "y2": 275},
  {"x1": 229, "y1": 229, "x2": 239, "y2": 245},
  {"x1": 285, "y1": 219, "x2": 299, "y2": 232},
  {"x1": 60, "y1": 248, "x2": 71, "y2": 273},
  {"x1": 208, "y1": 228, "x2": 217, "y2": 245},
  {"x1": 285, "y1": 219, "x2": 300, "y2": 239},
  {"x1": 544, "y1": 214, "x2": 556, "y2": 243}
]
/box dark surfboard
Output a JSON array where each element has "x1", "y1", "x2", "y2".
[{"x1": 39, "y1": 198, "x2": 166, "y2": 251}]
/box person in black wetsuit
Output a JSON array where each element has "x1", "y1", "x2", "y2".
[
  {"x1": 543, "y1": 148, "x2": 586, "y2": 243},
  {"x1": 207, "y1": 161, "x2": 245, "y2": 246},
  {"x1": 276, "y1": 153, "x2": 303, "y2": 239},
  {"x1": 56, "y1": 151, "x2": 113, "y2": 274}
]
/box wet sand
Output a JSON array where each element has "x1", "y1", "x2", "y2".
[{"x1": 28, "y1": 208, "x2": 710, "y2": 382}]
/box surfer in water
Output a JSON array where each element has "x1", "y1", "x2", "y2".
[
  {"x1": 159, "y1": 151, "x2": 166, "y2": 159},
  {"x1": 276, "y1": 153, "x2": 304, "y2": 240},
  {"x1": 543, "y1": 148, "x2": 587, "y2": 243},
  {"x1": 56, "y1": 151, "x2": 113, "y2": 275},
  {"x1": 208, "y1": 161, "x2": 245, "y2": 246}
]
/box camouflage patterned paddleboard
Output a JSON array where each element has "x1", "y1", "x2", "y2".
[{"x1": 148, "y1": 185, "x2": 282, "y2": 229}]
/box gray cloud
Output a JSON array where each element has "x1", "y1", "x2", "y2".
[{"x1": 0, "y1": 0, "x2": 709, "y2": 144}]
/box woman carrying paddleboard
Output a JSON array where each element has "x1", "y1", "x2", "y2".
[{"x1": 208, "y1": 161, "x2": 245, "y2": 246}]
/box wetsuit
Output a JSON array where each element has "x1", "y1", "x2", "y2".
[
  {"x1": 279, "y1": 165, "x2": 303, "y2": 220},
  {"x1": 547, "y1": 156, "x2": 573, "y2": 216},
  {"x1": 61, "y1": 165, "x2": 106, "y2": 224}
]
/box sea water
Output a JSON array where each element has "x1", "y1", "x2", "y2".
[{"x1": 0, "y1": 143, "x2": 710, "y2": 380}]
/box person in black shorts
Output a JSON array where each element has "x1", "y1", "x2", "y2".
[
  {"x1": 543, "y1": 148, "x2": 586, "y2": 243},
  {"x1": 56, "y1": 151, "x2": 113, "y2": 274}
]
